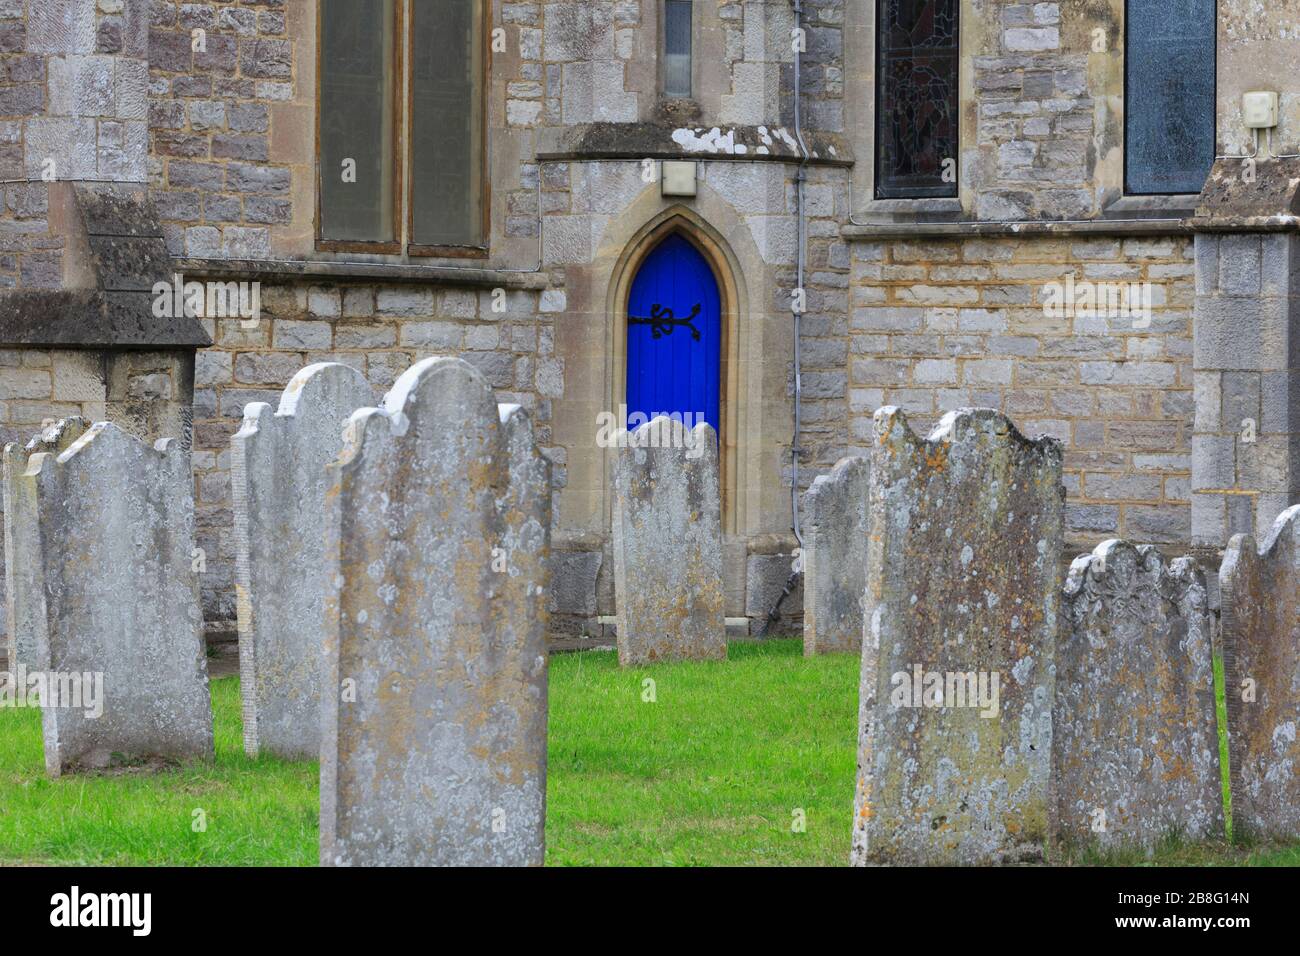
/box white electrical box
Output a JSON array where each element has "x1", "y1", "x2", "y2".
[
  {"x1": 661, "y1": 160, "x2": 698, "y2": 198},
  {"x1": 1243, "y1": 91, "x2": 1279, "y2": 129}
]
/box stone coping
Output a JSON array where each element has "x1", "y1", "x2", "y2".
[
  {"x1": 171, "y1": 257, "x2": 552, "y2": 290},
  {"x1": 841, "y1": 217, "x2": 1194, "y2": 241}
]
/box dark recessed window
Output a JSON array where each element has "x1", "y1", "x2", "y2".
[
  {"x1": 319, "y1": 0, "x2": 396, "y2": 243},
  {"x1": 1125, "y1": 0, "x2": 1216, "y2": 195},
  {"x1": 318, "y1": 0, "x2": 486, "y2": 253},
  {"x1": 664, "y1": 0, "x2": 693, "y2": 98},
  {"x1": 876, "y1": 0, "x2": 959, "y2": 200}
]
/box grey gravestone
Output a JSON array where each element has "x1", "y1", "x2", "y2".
[
  {"x1": 232, "y1": 363, "x2": 374, "y2": 759},
  {"x1": 851, "y1": 407, "x2": 1064, "y2": 865},
  {"x1": 1055, "y1": 540, "x2": 1223, "y2": 851},
  {"x1": 803, "y1": 455, "x2": 870, "y2": 655},
  {"x1": 320, "y1": 357, "x2": 551, "y2": 867},
  {"x1": 1220, "y1": 505, "x2": 1300, "y2": 840},
  {"x1": 4, "y1": 418, "x2": 89, "y2": 674},
  {"x1": 21, "y1": 422, "x2": 213, "y2": 776},
  {"x1": 611, "y1": 416, "x2": 725, "y2": 666}
]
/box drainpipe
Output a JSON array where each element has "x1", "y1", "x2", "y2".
[
  {"x1": 759, "y1": 0, "x2": 810, "y2": 636},
  {"x1": 790, "y1": 0, "x2": 810, "y2": 549}
]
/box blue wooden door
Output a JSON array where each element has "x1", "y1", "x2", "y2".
[{"x1": 626, "y1": 234, "x2": 721, "y2": 434}]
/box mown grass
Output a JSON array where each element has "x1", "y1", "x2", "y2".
[{"x1": 0, "y1": 639, "x2": 1296, "y2": 866}]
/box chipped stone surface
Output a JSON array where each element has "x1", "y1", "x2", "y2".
[
  {"x1": 803, "y1": 455, "x2": 870, "y2": 655},
  {"x1": 232, "y1": 363, "x2": 374, "y2": 759},
  {"x1": 4, "y1": 418, "x2": 89, "y2": 674},
  {"x1": 22, "y1": 422, "x2": 213, "y2": 776},
  {"x1": 320, "y1": 357, "x2": 550, "y2": 867},
  {"x1": 1055, "y1": 541, "x2": 1223, "y2": 851},
  {"x1": 611, "y1": 416, "x2": 726, "y2": 666},
  {"x1": 851, "y1": 407, "x2": 1064, "y2": 866},
  {"x1": 1220, "y1": 505, "x2": 1300, "y2": 840}
]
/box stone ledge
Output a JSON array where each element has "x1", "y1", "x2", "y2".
[
  {"x1": 536, "y1": 122, "x2": 853, "y2": 166},
  {"x1": 171, "y1": 257, "x2": 552, "y2": 290},
  {"x1": 841, "y1": 217, "x2": 1192, "y2": 241}
]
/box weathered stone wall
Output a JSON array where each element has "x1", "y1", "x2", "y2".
[
  {"x1": 147, "y1": 0, "x2": 295, "y2": 258},
  {"x1": 847, "y1": 234, "x2": 1195, "y2": 547},
  {"x1": 0, "y1": 0, "x2": 151, "y2": 288}
]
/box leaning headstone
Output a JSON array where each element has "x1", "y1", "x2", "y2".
[
  {"x1": 4, "y1": 418, "x2": 90, "y2": 674},
  {"x1": 1055, "y1": 540, "x2": 1223, "y2": 851},
  {"x1": 803, "y1": 455, "x2": 870, "y2": 656},
  {"x1": 320, "y1": 357, "x2": 550, "y2": 867},
  {"x1": 232, "y1": 363, "x2": 374, "y2": 759},
  {"x1": 611, "y1": 416, "x2": 725, "y2": 666},
  {"x1": 1220, "y1": 505, "x2": 1300, "y2": 840},
  {"x1": 851, "y1": 407, "x2": 1064, "y2": 866},
  {"x1": 21, "y1": 422, "x2": 213, "y2": 776}
]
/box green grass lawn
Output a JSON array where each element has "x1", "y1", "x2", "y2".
[{"x1": 1, "y1": 639, "x2": 1296, "y2": 866}]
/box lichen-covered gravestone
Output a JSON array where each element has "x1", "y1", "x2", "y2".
[
  {"x1": 1055, "y1": 541, "x2": 1223, "y2": 851},
  {"x1": 1220, "y1": 506, "x2": 1300, "y2": 840},
  {"x1": 851, "y1": 407, "x2": 1063, "y2": 866},
  {"x1": 803, "y1": 455, "x2": 870, "y2": 656},
  {"x1": 4, "y1": 418, "x2": 89, "y2": 674},
  {"x1": 320, "y1": 357, "x2": 551, "y2": 867},
  {"x1": 20, "y1": 423, "x2": 213, "y2": 776},
  {"x1": 232, "y1": 363, "x2": 374, "y2": 759},
  {"x1": 611, "y1": 416, "x2": 725, "y2": 666}
]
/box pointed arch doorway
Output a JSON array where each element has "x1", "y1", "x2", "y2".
[
  {"x1": 607, "y1": 211, "x2": 744, "y2": 538},
  {"x1": 625, "y1": 233, "x2": 722, "y2": 435}
]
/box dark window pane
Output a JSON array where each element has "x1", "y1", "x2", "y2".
[
  {"x1": 411, "y1": 0, "x2": 484, "y2": 247},
  {"x1": 876, "y1": 0, "x2": 959, "y2": 199},
  {"x1": 1125, "y1": 0, "x2": 1216, "y2": 195},
  {"x1": 320, "y1": 0, "x2": 395, "y2": 242},
  {"x1": 664, "y1": 0, "x2": 692, "y2": 97}
]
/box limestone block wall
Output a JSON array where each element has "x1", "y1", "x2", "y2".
[
  {"x1": 0, "y1": 0, "x2": 151, "y2": 288},
  {"x1": 847, "y1": 232, "x2": 1197, "y2": 546},
  {"x1": 146, "y1": 0, "x2": 296, "y2": 258}
]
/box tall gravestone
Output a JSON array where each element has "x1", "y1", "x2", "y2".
[
  {"x1": 803, "y1": 455, "x2": 870, "y2": 656},
  {"x1": 20, "y1": 422, "x2": 213, "y2": 775},
  {"x1": 611, "y1": 416, "x2": 725, "y2": 666},
  {"x1": 1220, "y1": 505, "x2": 1300, "y2": 840},
  {"x1": 851, "y1": 407, "x2": 1064, "y2": 866},
  {"x1": 1055, "y1": 540, "x2": 1223, "y2": 851},
  {"x1": 4, "y1": 417, "x2": 89, "y2": 674},
  {"x1": 320, "y1": 357, "x2": 551, "y2": 867},
  {"x1": 232, "y1": 363, "x2": 374, "y2": 759}
]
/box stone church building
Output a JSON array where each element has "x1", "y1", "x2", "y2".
[{"x1": 0, "y1": 0, "x2": 1296, "y2": 647}]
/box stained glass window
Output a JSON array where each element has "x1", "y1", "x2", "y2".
[
  {"x1": 876, "y1": 0, "x2": 959, "y2": 199},
  {"x1": 1125, "y1": 0, "x2": 1216, "y2": 195}
]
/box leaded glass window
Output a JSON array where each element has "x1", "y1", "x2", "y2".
[
  {"x1": 1125, "y1": 0, "x2": 1216, "y2": 195},
  {"x1": 876, "y1": 0, "x2": 959, "y2": 199},
  {"x1": 664, "y1": 1, "x2": 693, "y2": 98}
]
